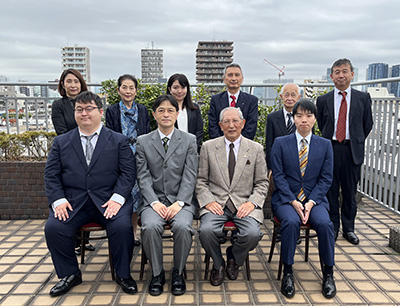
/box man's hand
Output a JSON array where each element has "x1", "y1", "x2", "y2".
[
  {"x1": 102, "y1": 200, "x2": 122, "y2": 219},
  {"x1": 291, "y1": 199, "x2": 305, "y2": 223},
  {"x1": 237, "y1": 201, "x2": 255, "y2": 219},
  {"x1": 302, "y1": 201, "x2": 315, "y2": 224},
  {"x1": 152, "y1": 202, "x2": 168, "y2": 219},
  {"x1": 205, "y1": 201, "x2": 224, "y2": 215},
  {"x1": 54, "y1": 202, "x2": 73, "y2": 221},
  {"x1": 164, "y1": 202, "x2": 183, "y2": 221}
]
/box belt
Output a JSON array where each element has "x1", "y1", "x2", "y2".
[{"x1": 332, "y1": 140, "x2": 350, "y2": 145}]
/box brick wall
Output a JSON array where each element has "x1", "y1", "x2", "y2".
[{"x1": 0, "y1": 162, "x2": 49, "y2": 220}]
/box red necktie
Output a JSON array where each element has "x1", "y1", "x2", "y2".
[
  {"x1": 230, "y1": 95, "x2": 236, "y2": 107},
  {"x1": 336, "y1": 92, "x2": 347, "y2": 143}
]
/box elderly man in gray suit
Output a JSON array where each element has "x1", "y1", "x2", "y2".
[
  {"x1": 136, "y1": 94, "x2": 198, "y2": 296},
  {"x1": 197, "y1": 107, "x2": 269, "y2": 286}
]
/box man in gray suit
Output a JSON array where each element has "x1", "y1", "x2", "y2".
[
  {"x1": 197, "y1": 107, "x2": 269, "y2": 286},
  {"x1": 136, "y1": 94, "x2": 198, "y2": 296}
]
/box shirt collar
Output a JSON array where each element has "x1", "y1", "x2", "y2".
[
  {"x1": 158, "y1": 128, "x2": 174, "y2": 140},
  {"x1": 334, "y1": 86, "x2": 351, "y2": 96},
  {"x1": 79, "y1": 123, "x2": 102, "y2": 137},
  {"x1": 224, "y1": 135, "x2": 242, "y2": 147},
  {"x1": 295, "y1": 130, "x2": 312, "y2": 146}
]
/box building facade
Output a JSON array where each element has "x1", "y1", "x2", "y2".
[
  {"x1": 61, "y1": 46, "x2": 91, "y2": 82},
  {"x1": 390, "y1": 64, "x2": 400, "y2": 97},
  {"x1": 367, "y1": 63, "x2": 389, "y2": 88},
  {"x1": 141, "y1": 48, "x2": 163, "y2": 84},
  {"x1": 195, "y1": 41, "x2": 234, "y2": 84}
]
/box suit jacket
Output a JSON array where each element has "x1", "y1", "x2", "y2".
[
  {"x1": 196, "y1": 136, "x2": 269, "y2": 223},
  {"x1": 136, "y1": 129, "x2": 199, "y2": 214},
  {"x1": 271, "y1": 134, "x2": 333, "y2": 212},
  {"x1": 51, "y1": 97, "x2": 77, "y2": 135},
  {"x1": 177, "y1": 104, "x2": 204, "y2": 152},
  {"x1": 316, "y1": 88, "x2": 373, "y2": 165},
  {"x1": 265, "y1": 109, "x2": 288, "y2": 170},
  {"x1": 105, "y1": 102, "x2": 151, "y2": 137},
  {"x1": 208, "y1": 91, "x2": 258, "y2": 140},
  {"x1": 44, "y1": 126, "x2": 136, "y2": 222}
]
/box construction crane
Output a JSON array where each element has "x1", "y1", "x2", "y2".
[{"x1": 263, "y1": 59, "x2": 285, "y2": 80}]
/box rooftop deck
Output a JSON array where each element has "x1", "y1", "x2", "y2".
[{"x1": 0, "y1": 197, "x2": 400, "y2": 306}]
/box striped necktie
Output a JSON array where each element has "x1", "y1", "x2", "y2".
[
  {"x1": 297, "y1": 138, "x2": 308, "y2": 202},
  {"x1": 336, "y1": 91, "x2": 347, "y2": 142},
  {"x1": 83, "y1": 134, "x2": 96, "y2": 165},
  {"x1": 162, "y1": 137, "x2": 169, "y2": 152},
  {"x1": 230, "y1": 95, "x2": 236, "y2": 107},
  {"x1": 287, "y1": 113, "x2": 295, "y2": 134}
]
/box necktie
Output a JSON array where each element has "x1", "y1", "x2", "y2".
[
  {"x1": 162, "y1": 137, "x2": 169, "y2": 153},
  {"x1": 336, "y1": 91, "x2": 347, "y2": 142},
  {"x1": 230, "y1": 95, "x2": 236, "y2": 107},
  {"x1": 83, "y1": 134, "x2": 96, "y2": 165},
  {"x1": 226, "y1": 143, "x2": 237, "y2": 214},
  {"x1": 297, "y1": 138, "x2": 308, "y2": 202},
  {"x1": 287, "y1": 113, "x2": 295, "y2": 134}
]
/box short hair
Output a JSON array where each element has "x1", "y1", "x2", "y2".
[
  {"x1": 57, "y1": 69, "x2": 88, "y2": 98},
  {"x1": 117, "y1": 74, "x2": 138, "y2": 89},
  {"x1": 152, "y1": 94, "x2": 179, "y2": 112},
  {"x1": 280, "y1": 83, "x2": 300, "y2": 95},
  {"x1": 166, "y1": 73, "x2": 197, "y2": 110},
  {"x1": 331, "y1": 58, "x2": 354, "y2": 73},
  {"x1": 223, "y1": 63, "x2": 243, "y2": 77},
  {"x1": 219, "y1": 107, "x2": 244, "y2": 122},
  {"x1": 74, "y1": 91, "x2": 103, "y2": 109},
  {"x1": 292, "y1": 98, "x2": 317, "y2": 117}
]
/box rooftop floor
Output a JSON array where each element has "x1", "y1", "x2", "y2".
[{"x1": 1, "y1": 197, "x2": 400, "y2": 306}]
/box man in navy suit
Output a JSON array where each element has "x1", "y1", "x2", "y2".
[
  {"x1": 44, "y1": 91, "x2": 137, "y2": 296},
  {"x1": 271, "y1": 99, "x2": 336, "y2": 299},
  {"x1": 317, "y1": 58, "x2": 373, "y2": 245},
  {"x1": 208, "y1": 63, "x2": 258, "y2": 140}
]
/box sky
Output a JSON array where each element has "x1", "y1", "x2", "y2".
[{"x1": 1, "y1": 0, "x2": 399, "y2": 84}]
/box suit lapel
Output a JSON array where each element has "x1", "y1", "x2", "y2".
[
  {"x1": 165, "y1": 129, "x2": 180, "y2": 162},
  {"x1": 236, "y1": 92, "x2": 246, "y2": 109},
  {"x1": 287, "y1": 134, "x2": 301, "y2": 177},
  {"x1": 304, "y1": 135, "x2": 318, "y2": 177},
  {"x1": 150, "y1": 131, "x2": 166, "y2": 159},
  {"x1": 349, "y1": 88, "x2": 358, "y2": 124},
  {"x1": 327, "y1": 91, "x2": 335, "y2": 122},
  {"x1": 70, "y1": 128, "x2": 88, "y2": 170},
  {"x1": 230, "y1": 138, "x2": 250, "y2": 190},
  {"x1": 89, "y1": 126, "x2": 110, "y2": 170},
  {"x1": 219, "y1": 91, "x2": 229, "y2": 109},
  {"x1": 277, "y1": 109, "x2": 287, "y2": 135},
  {"x1": 214, "y1": 138, "x2": 230, "y2": 188}
]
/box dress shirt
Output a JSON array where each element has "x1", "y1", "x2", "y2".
[
  {"x1": 283, "y1": 108, "x2": 292, "y2": 126},
  {"x1": 333, "y1": 87, "x2": 351, "y2": 140},
  {"x1": 177, "y1": 107, "x2": 188, "y2": 133},
  {"x1": 227, "y1": 90, "x2": 240, "y2": 107},
  {"x1": 224, "y1": 135, "x2": 241, "y2": 164},
  {"x1": 52, "y1": 124, "x2": 126, "y2": 211}
]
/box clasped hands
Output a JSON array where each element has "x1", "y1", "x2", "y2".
[
  {"x1": 291, "y1": 199, "x2": 314, "y2": 224},
  {"x1": 152, "y1": 202, "x2": 182, "y2": 220},
  {"x1": 205, "y1": 201, "x2": 255, "y2": 218},
  {"x1": 54, "y1": 200, "x2": 122, "y2": 221}
]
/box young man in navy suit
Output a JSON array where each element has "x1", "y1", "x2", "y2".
[
  {"x1": 271, "y1": 99, "x2": 336, "y2": 299},
  {"x1": 208, "y1": 63, "x2": 258, "y2": 140},
  {"x1": 317, "y1": 58, "x2": 373, "y2": 245},
  {"x1": 44, "y1": 91, "x2": 137, "y2": 296}
]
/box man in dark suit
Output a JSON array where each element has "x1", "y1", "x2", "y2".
[
  {"x1": 271, "y1": 99, "x2": 336, "y2": 299},
  {"x1": 316, "y1": 58, "x2": 373, "y2": 245},
  {"x1": 208, "y1": 63, "x2": 258, "y2": 140},
  {"x1": 136, "y1": 94, "x2": 198, "y2": 296},
  {"x1": 44, "y1": 91, "x2": 137, "y2": 296},
  {"x1": 265, "y1": 83, "x2": 301, "y2": 170}
]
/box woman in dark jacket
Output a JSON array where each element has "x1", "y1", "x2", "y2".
[
  {"x1": 106, "y1": 74, "x2": 150, "y2": 246},
  {"x1": 51, "y1": 69, "x2": 88, "y2": 135},
  {"x1": 167, "y1": 73, "x2": 204, "y2": 152}
]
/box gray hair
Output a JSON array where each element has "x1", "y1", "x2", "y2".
[
  {"x1": 223, "y1": 63, "x2": 243, "y2": 77},
  {"x1": 219, "y1": 107, "x2": 244, "y2": 122},
  {"x1": 331, "y1": 58, "x2": 354, "y2": 73},
  {"x1": 280, "y1": 83, "x2": 300, "y2": 95}
]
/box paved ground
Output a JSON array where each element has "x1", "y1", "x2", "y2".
[{"x1": 1, "y1": 197, "x2": 400, "y2": 306}]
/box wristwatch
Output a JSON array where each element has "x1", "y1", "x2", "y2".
[{"x1": 177, "y1": 201, "x2": 185, "y2": 207}]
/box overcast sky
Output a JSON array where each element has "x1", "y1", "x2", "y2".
[{"x1": 1, "y1": 0, "x2": 399, "y2": 84}]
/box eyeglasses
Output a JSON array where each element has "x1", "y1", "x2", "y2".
[
  {"x1": 221, "y1": 119, "x2": 242, "y2": 125},
  {"x1": 283, "y1": 92, "x2": 298, "y2": 98},
  {"x1": 74, "y1": 106, "x2": 100, "y2": 113}
]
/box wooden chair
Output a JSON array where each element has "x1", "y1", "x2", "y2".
[
  {"x1": 268, "y1": 217, "x2": 323, "y2": 280},
  {"x1": 77, "y1": 222, "x2": 115, "y2": 280},
  {"x1": 204, "y1": 221, "x2": 251, "y2": 281}
]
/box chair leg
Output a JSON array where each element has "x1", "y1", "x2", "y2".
[
  {"x1": 277, "y1": 251, "x2": 283, "y2": 280},
  {"x1": 245, "y1": 253, "x2": 251, "y2": 280},
  {"x1": 108, "y1": 241, "x2": 115, "y2": 280},
  {"x1": 304, "y1": 229, "x2": 310, "y2": 262},
  {"x1": 80, "y1": 231, "x2": 86, "y2": 264},
  {"x1": 268, "y1": 225, "x2": 278, "y2": 263},
  {"x1": 204, "y1": 253, "x2": 210, "y2": 280},
  {"x1": 139, "y1": 245, "x2": 147, "y2": 281}
]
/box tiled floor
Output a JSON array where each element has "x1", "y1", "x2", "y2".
[{"x1": 0, "y1": 197, "x2": 400, "y2": 306}]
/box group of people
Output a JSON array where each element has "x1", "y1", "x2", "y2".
[{"x1": 44, "y1": 58, "x2": 373, "y2": 300}]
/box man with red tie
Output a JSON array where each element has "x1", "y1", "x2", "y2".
[
  {"x1": 208, "y1": 63, "x2": 258, "y2": 140},
  {"x1": 316, "y1": 58, "x2": 373, "y2": 245}
]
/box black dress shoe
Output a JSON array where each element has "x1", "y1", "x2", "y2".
[
  {"x1": 134, "y1": 240, "x2": 141, "y2": 247},
  {"x1": 322, "y1": 274, "x2": 336, "y2": 298},
  {"x1": 116, "y1": 275, "x2": 137, "y2": 294},
  {"x1": 226, "y1": 246, "x2": 239, "y2": 280},
  {"x1": 334, "y1": 230, "x2": 339, "y2": 241},
  {"x1": 171, "y1": 268, "x2": 186, "y2": 296},
  {"x1": 210, "y1": 265, "x2": 225, "y2": 286},
  {"x1": 281, "y1": 272, "x2": 295, "y2": 298},
  {"x1": 343, "y1": 231, "x2": 359, "y2": 245},
  {"x1": 49, "y1": 271, "x2": 82, "y2": 296},
  {"x1": 149, "y1": 270, "x2": 165, "y2": 296},
  {"x1": 85, "y1": 244, "x2": 95, "y2": 251}
]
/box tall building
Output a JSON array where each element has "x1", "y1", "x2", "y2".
[
  {"x1": 141, "y1": 47, "x2": 163, "y2": 84},
  {"x1": 390, "y1": 64, "x2": 400, "y2": 97},
  {"x1": 367, "y1": 63, "x2": 389, "y2": 87},
  {"x1": 195, "y1": 41, "x2": 234, "y2": 84},
  {"x1": 61, "y1": 45, "x2": 91, "y2": 82}
]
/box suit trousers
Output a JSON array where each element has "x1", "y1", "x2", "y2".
[
  {"x1": 199, "y1": 208, "x2": 262, "y2": 269},
  {"x1": 140, "y1": 207, "x2": 194, "y2": 276},
  {"x1": 274, "y1": 204, "x2": 335, "y2": 267},
  {"x1": 45, "y1": 198, "x2": 134, "y2": 279},
  {"x1": 328, "y1": 141, "x2": 361, "y2": 233}
]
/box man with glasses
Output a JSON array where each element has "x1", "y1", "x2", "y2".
[{"x1": 44, "y1": 91, "x2": 138, "y2": 296}]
